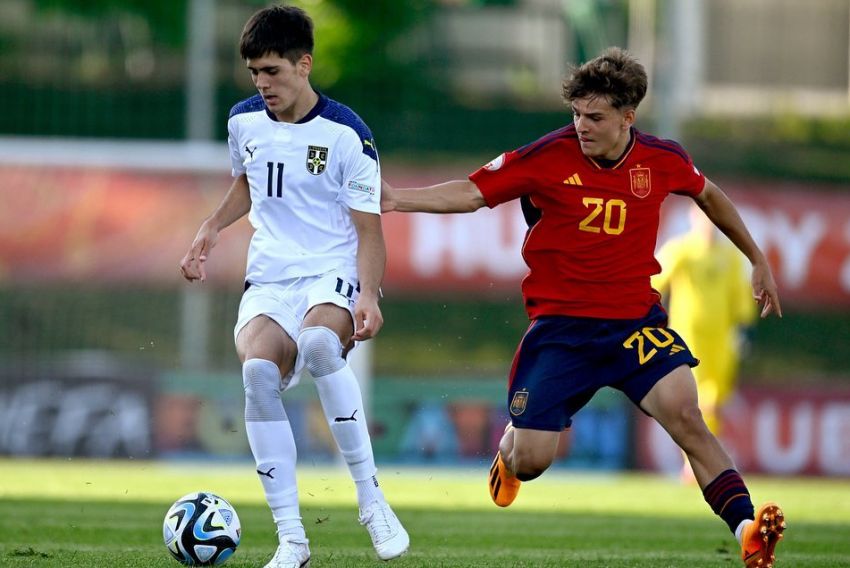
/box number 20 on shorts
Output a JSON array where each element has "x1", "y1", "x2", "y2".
[{"x1": 622, "y1": 327, "x2": 676, "y2": 365}]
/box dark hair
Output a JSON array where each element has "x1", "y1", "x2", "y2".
[
  {"x1": 239, "y1": 5, "x2": 314, "y2": 62},
  {"x1": 562, "y1": 47, "x2": 647, "y2": 110}
]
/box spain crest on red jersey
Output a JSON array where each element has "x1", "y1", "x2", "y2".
[{"x1": 629, "y1": 167, "x2": 651, "y2": 198}]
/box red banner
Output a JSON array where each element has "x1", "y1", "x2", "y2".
[
  {"x1": 1, "y1": 166, "x2": 249, "y2": 287},
  {"x1": 2, "y1": 164, "x2": 850, "y2": 306},
  {"x1": 635, "y1": 386, "x2": 850, "y2": 477}
]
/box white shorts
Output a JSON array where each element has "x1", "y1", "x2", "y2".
[{"x1": 234, "y1": 268, "x2": 359, "y2": 390}]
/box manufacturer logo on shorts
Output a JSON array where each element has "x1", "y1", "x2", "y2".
[
  {"x1": 307, "y1": 145, "x2": 328, "y2": 175},
  {"x1": 509, "y1": 390, "x2": 529, "y2": 416}
]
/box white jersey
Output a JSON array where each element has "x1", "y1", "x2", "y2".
[{"x1": 227, "y1": 93, "x2": 380, "y2": 283}]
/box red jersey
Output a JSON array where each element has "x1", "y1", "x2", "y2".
[{"x1": 469, "y1": 125, "x2": 705, "y2": 320}]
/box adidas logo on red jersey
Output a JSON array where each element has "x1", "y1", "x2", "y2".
[{"x1": 563, "y1": 173, "x2": 583, "y2": 186}]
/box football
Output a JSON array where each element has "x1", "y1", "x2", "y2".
[{"x1": 163, "y1": 491, "x2": 241, "y2": 565}]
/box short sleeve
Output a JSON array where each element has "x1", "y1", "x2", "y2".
[
  {"x1": 338, "y1": 129, "x2": 380, "y2": 214},
  {"x1": 227, "y1": 118, "x2": 245, "y2": 178},
  {"x1": 468, "y1": 150, "x2": 534, "y2": 208},
  {"x1": 672, "y1": 156, "x2": 705, "y2": 197}
]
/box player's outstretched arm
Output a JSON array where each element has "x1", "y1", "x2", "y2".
[
  {"x1": 350, "y1": 209, "x2": 385, "y2": 341},
  {"x1": 381, "y1": 179, "x2": 486, "y2": 214},
  {"x1": 693, "y1": 179, "x2": 782, "y2": 318},
  {"x1": 179, "y1": 174, "x2": 252, "y2": 283}
]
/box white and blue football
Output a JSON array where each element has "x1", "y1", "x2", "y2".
[{"x1": 163, "y1": 491, "x2": 241, "y2": 565}]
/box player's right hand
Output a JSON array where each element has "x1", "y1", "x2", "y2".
[
  {"x1": 752, "y1": 260, "x2": 782, "y2": 318},
  {"x1": 180, "y1": 223, "x2": 218, "y2": 282},
  {"x1": 380, "y1": 179, "x2": 396, "y2": 213}
]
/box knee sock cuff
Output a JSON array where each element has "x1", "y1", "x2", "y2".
[
  {"x1": 243, "y1": 358, "x2": 280, "y2": 376},
  {"x1": 703, "y1": 469, "x2": 755, "y2": 533},
  {"x1": 243, "y1": 359, "x2": 286, "y2": 422},
  {"x1": 297, "y1": 327, "x2": 345, "y2": 377}
]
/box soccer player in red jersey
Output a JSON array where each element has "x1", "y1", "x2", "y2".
[{"x1": 382, "y1": 47, "x2": 785, "y2": 567}]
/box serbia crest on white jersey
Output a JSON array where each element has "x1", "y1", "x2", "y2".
[{"x1": 227, "y1": 93, "x2": 380, "y2": 283}]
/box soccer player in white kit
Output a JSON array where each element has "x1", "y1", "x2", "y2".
[{"x1": 179, "y1": 6, "x2": 409, "y2": 567}]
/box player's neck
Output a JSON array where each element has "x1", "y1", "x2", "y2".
[
  {"x1": 602, "y1": 129, "x2": 633, "y2": 161},
  {"x1": 274, "y1": 86, "x2": 319, "y2": 123},
  {"x1": 590, "y1": 129, "x2": 634, "y2": 167}
]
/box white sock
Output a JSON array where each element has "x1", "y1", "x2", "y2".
[
  {"x1": 735, "y1": 519, "x2": 752, "y2": 545},
  {"x1": 243, "y1": 358, "x2": 306, "y2": 543},
  {"x1": 355, "y1": 475, "x2": 385, "y2": 508},
  {"x1": 298, "y1": 328, "x2": 386, "y2": 508},
  {"x1": 313, "y1": 363, "x2": 385, "y2": 507}
]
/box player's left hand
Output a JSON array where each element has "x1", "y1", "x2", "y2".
[
  {"x1": 353, "y1": 293, "x2": 383, "y2": 340},
  {"x1": 752, "y1": 260, "x2": 782, "y2": 318}
]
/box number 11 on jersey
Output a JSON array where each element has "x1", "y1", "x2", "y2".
[{"x1": 267, "y1": 161, "x2": 284, "y2": 197}]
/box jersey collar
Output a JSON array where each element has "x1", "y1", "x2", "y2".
[
  {"x1": 585, "y1": 128, "x2": 636, "y2": 170},
  {"x1": 296, "y1": 92, "x2": 327, "y2": 124},
  {"x1": 263, "y1": 92, "x2": 328, "y2": 124}
]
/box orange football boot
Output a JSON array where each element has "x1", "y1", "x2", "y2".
[
  {"x1": 741, "y1": 502, "x2": 786, "y2": 568},
  {"x1": 488, "y1": 452, "x2": 521, "y2": 507}
]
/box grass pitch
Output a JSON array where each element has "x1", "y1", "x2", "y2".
[{"x1": 1, "y1": 459, "x2": 848, "y2": 567}]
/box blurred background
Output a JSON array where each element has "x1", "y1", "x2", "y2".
[{"x1": 1, "y1": 0, "x2": 849, "y2": 478}]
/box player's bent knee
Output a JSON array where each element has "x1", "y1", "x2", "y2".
[
  {"x1": 242, "y1": 358, "x2": 286, "y2": 421},
  {"x1": 243, "y1": 359, "x2": 279, "y2": 393},
  {"x1": 515, "y1": 461, "x2": 549, "y2": 481},
  {"x1": 297, "y1": 326, "x2": 345, "y2": 377},
  {"x1": 511, "y1": 449, "x2": 553, "y2": 481},
  {"x1": 679, "y1": 405, "x2": 709, "y2": 432},
  {"x1": 668, "y1": 405, "x2": 713, "y2": 450},
  {"x1": 516, "y1": 468, "x2": 546, "y2": 482}
]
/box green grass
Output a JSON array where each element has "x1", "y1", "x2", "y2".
[{"x1": 1, "y1": 459, "x2": 848, "y2": 567}]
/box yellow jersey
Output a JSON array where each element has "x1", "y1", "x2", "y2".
[{"x1": 653, "y1": 232, "x2": 757, "y2": 402}]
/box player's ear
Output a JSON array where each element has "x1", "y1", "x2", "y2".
[
  {"x1": 297, "y1": 53, "x2": 312, "y2": 77},
  {"x1": 621, "y1": 107, "x2": 636, "y2": 130}
]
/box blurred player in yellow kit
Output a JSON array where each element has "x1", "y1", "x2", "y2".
[{"x1": 654, "y1": 203, "x2": 757, "y2": 453}]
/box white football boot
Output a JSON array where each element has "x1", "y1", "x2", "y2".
[
  {"x1": 263, "y1": 537, "x2": 310, "y2": 568},
  {"x1": 358, "y1": 501, "x2": 410, "y2": 560}
]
